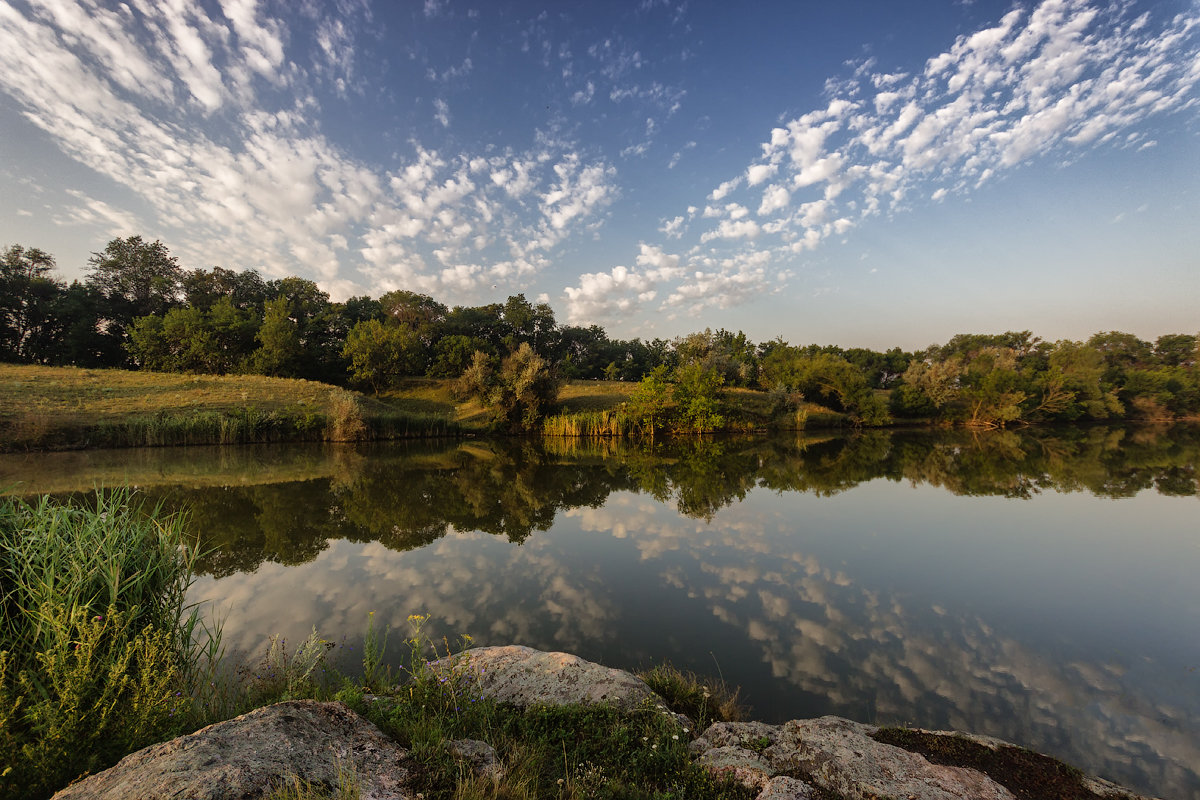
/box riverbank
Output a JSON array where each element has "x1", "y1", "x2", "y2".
[
  {"x1": 47, "y1": 646, "x2": 1158, "y2": 800},
  {"x1": 0, "y1": 364, "x2": 847, "y2": 452},
  {"x1": 0, "y1": 364, "x2": 460, "y2": 452}
]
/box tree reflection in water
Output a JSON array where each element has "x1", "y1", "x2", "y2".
[{"x1": 2, "y1": 424, "x2": 1197, "y2": 798}]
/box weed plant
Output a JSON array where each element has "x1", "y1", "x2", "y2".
[
  {"x1": 0, "y1": 490, "x2": 203, "y2": 799},
  {"x1": 637, "y1": 664, "x2": 746, "y2": 732}
]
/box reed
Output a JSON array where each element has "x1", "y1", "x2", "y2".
[
  {"x1": 541, "y1": 409, "x2": 636, "y2": 438},
  {"x1": 0, "y1": 490, "x2": 204, "y2": 799}
]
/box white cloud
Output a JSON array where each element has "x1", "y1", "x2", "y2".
[
  {"x1": 758, "y1": 184, "x2": 790, "y2": 216},
  {"x1": 648, "y1": 0, "x2": 1200, "y2": 321},
  {"x1": 0, "y1": 1, "x2": 622, "y2": 300},
  {"x1": 709, "y1": 177, "x2": 741, "y2": 201},
  {"x1": 564, "y1": 264, "x2": 657, "y2": 321},
  {"x1": 659, "y1": 215, "x2": 686, "y2": 238},
  {"x1": 746, "y1": 162, "x2": 777, "y2": 186}
]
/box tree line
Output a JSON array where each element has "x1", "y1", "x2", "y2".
[{"x1": 2, "y1": 237, "x2": 1197, "y2": 429}]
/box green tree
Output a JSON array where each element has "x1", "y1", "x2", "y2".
[
  {"x1": 182, "y1": 267, "x2": 268, "y2": 312},
  {"x1": 456, "y1": 344, "x2": 563, "y2": 430},
  {"x1": 127, "y1": 297, "x2": 257, "y2": 374},
  {"x1": 1, "y1": 244, "x2": 63, "y2": 363},
  {"x1": 428, "y1": 334, "x2": 491, "y2": 378},
  {"x1": 1154, "y1": 333, "x2": 1197, "y2": 367},
  {"x1": 759, "y1": 348, "x2": 890, "y2": 425},
  {"x1": 86, "y1": 237, "x2": 182, "y2": 315},
  {"x1": 343, "y1": 319, "x2": 425, "y2": 392},
  {"x1": 900, "y1": 358, "x2": 963, "y2": 411},
  {"x1": 251, "y1": 297, "x2": 303, "y2": 377},
  {"x1": 625, "y1": 365, "x2": 672, "y2": 435},
  {"x1": 671, "y1": 363, "x2": 725, "y2": 433},
  {"x1": 956, "y1": 347, "x2": 1027, "y2": 428}
]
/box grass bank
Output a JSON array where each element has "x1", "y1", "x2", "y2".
[
  {"x1": 0, "y1": 365, "x2": 458, "y2": 452},
  {"x1": 0, "y1": 365, "x2": 858, "y2": 453}
]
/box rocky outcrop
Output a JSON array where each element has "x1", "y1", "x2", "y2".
[
  {"x1": 51, "y1": 700, "x2": 414, "y2": 800},
  {"x1": 431, "y1": 644, "x2": 667, "y2": 712},
  {"x1": 49, "y1": 647, "x2": 1159, "y2": 800},
  {"x1": 692, "y1": 718, "x2": 1014, "y2": 800},
  {"x1": 690, "y1": 717, "x2": 1158, "y2": 800}
]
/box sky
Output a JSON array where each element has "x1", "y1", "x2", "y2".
[{"x1": 1, "y1": 0, "x2": 1198, "y2": 350}]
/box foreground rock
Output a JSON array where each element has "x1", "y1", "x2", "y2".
[
  {"x1": 690, "y1": 717, "x2": 1158, "y2": 800},
  {"x1": 431, "y1": 644, "x2": 666, "y2": 712},
  {"x1": 52, "y1": 700, "x2": 414, "y2": 800},
  {"x1": 50, "y1": 647, "x2": 1159, "y2": 800}
]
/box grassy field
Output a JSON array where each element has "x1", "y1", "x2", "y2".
[
  {"x1": 1, "y1": 366, "x2": 852, "y2": 452},
  {"x1": 0, "y1": 365, "x2": 458, "y2": 452}
]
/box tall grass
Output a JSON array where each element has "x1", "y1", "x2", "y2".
[
  {"x1": 541, "y1": 409, "x2": 636, "y2": 438},
  {"x1": 0, "y1": 490, "x2": 204, "y2": 799}
]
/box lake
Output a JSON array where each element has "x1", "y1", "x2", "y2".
[{"x1": 2, "y1": 424, "x2": 1197, "y2": 799}]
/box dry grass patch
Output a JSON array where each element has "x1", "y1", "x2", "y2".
[
  {"x1": 0, "y1": 365, "x2": 458, "y2": 451},
  {"x1": 556, "y1": 380, "x2": 640, "y2": 413}
]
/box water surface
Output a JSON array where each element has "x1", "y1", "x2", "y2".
[{"x1": 3, "y1": 425, "x2": 1197, "y2": 798}]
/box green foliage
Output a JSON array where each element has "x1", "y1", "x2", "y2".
[
  {"x1": 127, "y1": 301, "x2": 257, "y2": 374},
  {"x1": 956, "y1": 347, "x2": 1027, "y2": 428},
  {"x1": 343, "y1": 319, "x2": 426, "y2": 391},
  {"x1": 457, "y1": 344, "x2": 564, "y2": 431},
  {"x1": 0, "y1": 492, "x2": 202, "y2": 799},
  {"x1": 637, "y1": 663, "x2": 745, "y2": 732},
  {"x1": 0, "y1": 244, "x2": 62, "y2": 364},
  {"x1": 671, "y1": 364, "x2": 724, "y2": 433},
  {"x1": 428, "y1": 334, "x2": 491, "y2": 378},
  {"x1": 85, "y1": 236, "x2": 183, "y2": 320},
  {"x1": 673, "y1": 328, "x2": 758, "y2": 386},
  {"x1": 253, "y1": 297, "x2": 305, "y2": 377},
  {"x1": 759, "y1": 349, "x2": 890, "y2": 426},
  {"x1": 361, "y1": 611, "x2": 391, "y2": 694},
  {"x1": 626, "y1": 366, "x2": 673, "y2": 435}
]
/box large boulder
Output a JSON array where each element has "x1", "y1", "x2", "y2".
[
  {"x1": 51, "y1": 700, "x2": 414, "y2": 800},
  {"x1": 691, "y1": 717, "x2": 1160, "y2": 800},
  {"x1": 431, "y1": 644, "x2": 666, "y2": 712}
]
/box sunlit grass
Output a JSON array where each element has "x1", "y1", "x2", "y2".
[{"x1": 0, "y1": 365, "x2": 459, "y2": 451}]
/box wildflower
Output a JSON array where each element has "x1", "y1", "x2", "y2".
[{"x1": 671, "y1": 734, "x2": 679, "y2": 740}]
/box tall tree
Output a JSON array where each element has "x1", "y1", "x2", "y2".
[
  {"x1": 1, "y1": 244, "x2": 63, "y2": 363},
  {"x1": 86, "y1": 236, "x2": 183, "y2": 319},
  {"x1": 85, "y1": 236, "x2": 184, "y2": 365}
]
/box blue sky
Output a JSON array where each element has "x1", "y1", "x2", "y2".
[{"x1": 1, "y1": 0, "x2": 1197, "y2": 349}]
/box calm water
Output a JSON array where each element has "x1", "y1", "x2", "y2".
[{"x1": 3, "y1": 425, "x2": 1198, "y2": 798}]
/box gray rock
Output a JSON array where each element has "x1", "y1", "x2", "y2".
[
  {"x1": 51, "y1": 700, "x2": 413, "y2": 800},
  {"x1": 881, "y1": 726, "x2": 1159, "y2": 800},
  {"x1": 694, "y1": 717, "x2": 1017, "y2": 800},
  {"x1": 448, "y1": 738, "x2": 504, "y2": 781},
  {"x1": 692, "y1": 745, "x2": 775, "y2": 790},
  {"x1": 431, "y1": 645, "x2": 665, "y2": 712},
  {"x1": 757, "y1": 775, "x2": 817, "y2": 800}
]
